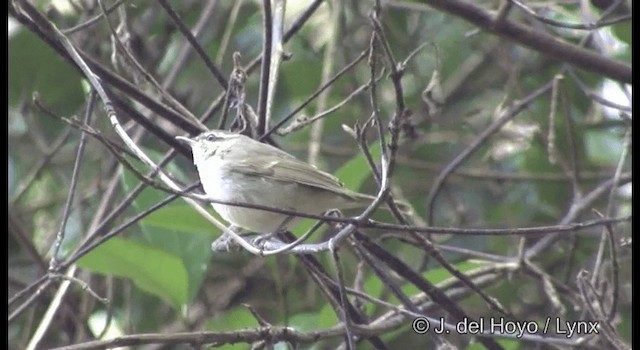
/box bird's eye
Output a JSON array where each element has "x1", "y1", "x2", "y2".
[{"x1": 206, "y1": 134, "x2": 219, "y2": 142}]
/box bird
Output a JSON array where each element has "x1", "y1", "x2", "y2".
[{"x1": 176, "y1": 130, "x2": 400, "y2": 234}]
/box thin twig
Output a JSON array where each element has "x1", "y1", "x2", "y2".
[
  {"x1": 526, "y1": 176, "x2": 631, "y2": 258},
  {"x1": 356, "y1": 233, "x2": 504, "y2": 350},
  {"x1": 215, "y1": 0, "x2": 244, "y2": 65},
  {"x1": 50, "y1": 91, "x2": 96, "y2": 266},
  {"x1": 592, "y1": 210, "x2": 621, "y2": 324},
  {"x1": 162, "y1": 0, "x2": 220, "y2": 89},
  {"x1": 10, "y1": 104, "x2": 73, "y2": 205},
  {"x1": 265, "y1": 0, "x2": 286, "y2": 135},
  {"x1": 589, "y1": 130, "x2": 629, "y2": 285},
  {"x1": 26, "y1": 1, "x2": 259, "y2": 255},
  {"x1": 329, "y1": 247, "x2": 355, "y2": 350},
  {"x1": 61, "y1": 0, "x2": 124, "y2": 35},
  {"x1": 383, "y1": 0, "x2": 631, "y2": 83},
  {"x1": 280, "y1": 81, "x2": 373, "y2": 135},
  {"x1": 510, "y1": 0, "x2": 631, "y2": 30},
  {"x1": 565, "y1": 68, "x2": 632, "y2": 112},
  {"x1": 546, "y1": 75, "x2": 562, "y2": 165},
  {"x1": 308, "y1": 0, "x2": 340, "y2": 166},
  {"x1": 26, "y1": 266, "x2": 78, "y2": 350},
  {"x1": 352, "y1": 238, "x2": 421, "y2": 314},
  {"x1": 256, "y1": 0, "x2": 273, "y2": 136},
  {"x1": 218, "y1": 52, "x2": 247, "y2": 130},
  {"x1": 426, "y1": 80, "x2": 554, "y2": 225},
  {"x1": 263, "y1": 49, "x2": 369, "y2": 140},
  {"x1": 158, "y1": 0, "x2": 228, "y2": 89}
]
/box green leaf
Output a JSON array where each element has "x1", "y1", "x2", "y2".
[
  {"x1": 118, "y1": 151, "x2": 220, "y2": 303},
  {"x1": 134, "y1": 226, "x2": 212, "y2": 304},
  {"x1": 77, "y1": 237, "x2": 189, "y2": 308},
  {"x1": 402, "y1": 261, "x2": 483, "y2": 296},
  {"x1": 316, "y1": 304, "x2": 340, "y2": 329},
  {"x1": 208, "y1": 306, "x2": 258, "y2": 331},
  {"x1": 9, "y1": 29, "x2": 84, "y2": 116},
  {"x1": 141, "y1": 203, "x2": 220, "y2": 234},
  {"x1": 612, "y1": 22, "x2": 631, "y2": 46},
  {"x1": 119, "y1": 149, "x2": 186, "y2": 211}
]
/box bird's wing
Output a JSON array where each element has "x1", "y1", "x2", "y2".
[{"x1": 230, "y1": 156, "x2": 348, "y2": 194}]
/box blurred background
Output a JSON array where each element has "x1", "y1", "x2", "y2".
[{"x1": 8, "y1": 1, "x2": 631, "y2": 349}]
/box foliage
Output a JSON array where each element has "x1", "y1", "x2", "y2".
[{"x1": 8, "y1": 1, "x2": 631, "y2": 349}]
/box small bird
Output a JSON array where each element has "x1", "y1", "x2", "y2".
[{"x1": 176, "y1": 130, "x2": 395, "y2": 234}]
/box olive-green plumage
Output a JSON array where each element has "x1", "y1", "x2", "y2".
[{"x1": 177, "y1": 130, "x2": 403, "y2": 233}]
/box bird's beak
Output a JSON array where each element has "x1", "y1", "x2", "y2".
[{"x1": 175, "y1": 135, "x2": 195, "y2": 146}]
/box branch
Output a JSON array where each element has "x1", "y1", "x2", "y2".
[{"x1": 386, "y1": 0, "x2": 631, "y2": 83}]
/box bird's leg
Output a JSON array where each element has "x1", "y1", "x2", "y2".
[
  {"x1": 251, "y1": 215, "x2": 296, "y2": 250},
  {"x1": 212, "y1": 216, "x2": 296, "y2": 252},
  {"x1": 324, "y1": 209, "x2": 347, "y2": 249},
  {"x1": 324, "y1": 209, "x2": 343, "y2": 230},
  {"x1": 211, "y1": 225, "x2": 250, "y2": 252}
]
